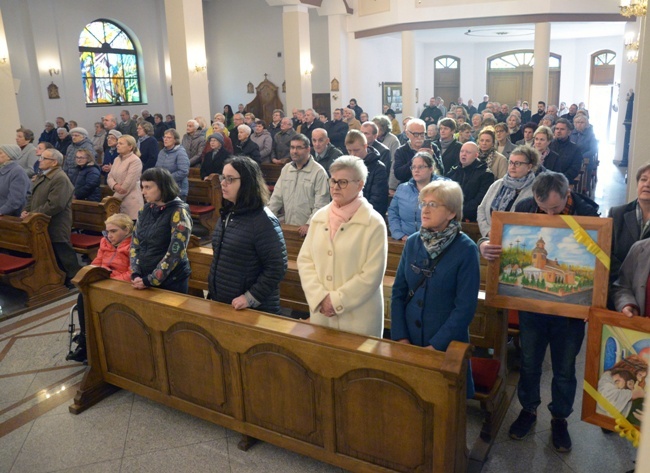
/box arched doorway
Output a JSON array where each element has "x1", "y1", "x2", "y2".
[
  {"x1": 434, "y1": 55, "x2": 460, "y2": 107},
  {"x1": 486, "y1": 50, "x2": 561, "y2": 106},
  {"x1": 589, "y1": 50, "x2": 617, "y2": 142}
]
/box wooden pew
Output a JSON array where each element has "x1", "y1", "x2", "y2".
[
  {"x1": 187, "y1": 174, "x2": 222, "y2": 234},
  {"x1": 70, "y1": 266, "x2": 470, "y2": 473},
  {"x1": 71, "y1": 197, "x2": 121, "y2": 260},
  {"x1": 260, "y1": 163, "x2": 283, "y2": 191},
  {"x1": 0, "y1": 214, "x2": 68, "y2": 306}
]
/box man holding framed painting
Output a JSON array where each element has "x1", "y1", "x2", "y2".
[{"x1": 479, "y1": 171, "x2": 601, "y2": 453}]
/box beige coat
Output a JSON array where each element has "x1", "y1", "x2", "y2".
[
  {"x1": 297, "y1": 198, "x2": 388, "y2": 338},
  {"x1": 107, "y1": 152, "x2": 143, "y2": 219}
]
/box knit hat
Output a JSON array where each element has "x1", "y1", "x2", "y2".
[
  {"x1": 0, "y1": 144, "x2": 21, "y2": 161},
  {"x1": 69, "y1": 127, "x2": 89, "y2": 138},
  {"x1": 108, "y1": 129, "x2": 123, "y2": 139},
  {"x1": 208, "y1": 133, "x2": 224, "y2": 145}
]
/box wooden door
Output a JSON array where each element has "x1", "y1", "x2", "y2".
[{"x1": 312, "y1": 93, "x2": 331, "y2": 119}]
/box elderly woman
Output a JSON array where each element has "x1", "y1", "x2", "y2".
[
  {"x1": 131, "y1": 167, "x2": 193, "y2": 294},
  {"x1": 251, "y1": 119, "x2": 273, "y2": 163},
  {"x1": 298, "y1": 156, "x2": 388, "y2": 337},
  {"x1": 388, "y1": 151, "x2": 442, "y2": 241},
  {"x1": 477, "y1": 127, "x2": 507, "y2": 179},
  {"x1": 107, "y1": 135, "x2": 144, "y2": 220},
  {"x1": 533, "y1": 125, "x2": 559, "y2": 171},
  {"x1": 201, "y1": 133, "x2": 231, "y2": 179},
  {"x1": 236, "y1": 125, "x2": 262, "y2": 163},
  {"x1": 182, "y1": 119, "x2": 206, "y2": 167},
  {"x1": 92, "y1": 122, "x2": 106, "y2": 161},
  {"x1": 477, "y1": 145, "x2": 539, "y2": 237},
  {"x1": 39, "y1": 122, "x2": 58, "y2": 145},
  {"x1": 391, "y1": 179, "x2": 479, "y2": 398},
  {"x1": 507, "y1": 113, "x2": 524, "y2": 144},
  {"x1": 0, "y1": 144, "x2": 31, "y2": 216},
  {"x1": 157, "y1": 128, "x2": 190, "y2": 200},
  {"x1": 208, "y1": 156, "x2": 287, "y2": 313},
  {"x1": 136, "y1": 121, "x2": 159, "y2": 171},
  {"x1": 570, "y1": 115, "x2": 598, "y2": 160},
  {"x1": 540, "y1": 114, "x2": 555, "y2": 128},
  {"x1": 101, "y1": 130, "x2": 121, "y2": 179},
  {"x1": 471, "y1": 113, "x2": 483, "y2": 140},
  {"x1": 67, "y1": 213, "x2": 134, "y2": 363},
  {"x1": 16, "y1": 128, "x2": 38, "y2": 178},
  {"x1": 63, "y1": 127, "x2": 96, "y2": 178},
  {"x1": 69, "y1": 149, "x2": 101, "y2": 202},
  {"x1": 494, "y1": 122, "x2": 516, "y2": 160}
]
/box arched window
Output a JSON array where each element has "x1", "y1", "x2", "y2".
[
  {"x1": 435, "y1": 56, "x2": 458, "y2": 69},
  {"x1": 488, "y1": 51, "x2": 561, "y2": 70},
  {"x1": 79, "y1": 19, "x2": 142, "y2": 105},
  {"x1": 591, "y1": 50, "x2": 616, "y2": 85}
]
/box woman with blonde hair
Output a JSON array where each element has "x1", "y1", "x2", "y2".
[
  {"x1": 70, "y1": 148, "x2": 101, "y2": 201},
  {"x1": 298, "y1": 156, "x2": 388, "y2": 337},
  {"x1": 477, "y1": 127, "x2": 507, "y2": 179},
  {"x1": 107, "y1": 134, "x2": 144, "y2": 220}
]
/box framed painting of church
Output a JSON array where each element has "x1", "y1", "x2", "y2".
[
  {"x1": 485, "y1": 212, "x2": 612, "y2": 320},
  {"x1": 581, "y1": 307, "x2": 649, "y2": 432}
]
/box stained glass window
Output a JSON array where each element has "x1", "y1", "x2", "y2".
[
  {"x1": 79, "y1": 19, "x2": 141, "y2": 105},
  {"x1": 488, "y1": 50, "x2": 561, "y2": 70}
]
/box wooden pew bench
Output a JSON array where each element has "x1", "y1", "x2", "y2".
[
  {"x1": 71, "y1": 266, "x2": 470, "y2": 473},
  {"x1": 260, "y1": 163, "x2": 283, "y2": 192},
  {"x1": 187, "y1": 174, "x2": 222, "y2": 235},
  {"x1": 0, "y1": 214, "x2": 68, "y2": 306},
  {"x1": 71, "y1": 197, "x2": 121, "y2": 260}
]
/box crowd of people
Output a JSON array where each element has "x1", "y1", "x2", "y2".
[{"x1": 1, "y1": 93, "x2": 647, "y2": 456}]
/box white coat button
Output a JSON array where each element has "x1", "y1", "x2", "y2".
[
  {"x1": 336, "y1": 306, "x2": 343, "y2": 311},
  {"x1": 328, "y1": 251, "x2": 332, "y2": 256},
  {"x1": 326, "y1": 275, "x2": 332, "y2": 281}
]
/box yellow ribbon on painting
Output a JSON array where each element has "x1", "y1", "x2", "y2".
[
  {"x1": 583, "y1": 380, "x2": 640, "y2": 447},
  {"x1": 559, "y1": 215, "x2": 610, "y2": 270}
]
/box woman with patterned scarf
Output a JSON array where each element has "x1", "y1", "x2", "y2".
[
  {"x1": 390, "y1": 179, "x2": 480, "y2": 398},
  {"x1": 477, "y1": 126, "x2": 508, "y2": 179},
  {"x1": 477, "y1": 145, "x2": 539, "y2": 237}
]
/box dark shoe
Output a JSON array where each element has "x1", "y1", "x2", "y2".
[
  {"x1": 509, "y1": 409, "x2": 537, "y2": 440},
  {"x1": 66, "y1": 345, "x2": 87, "y2": 363},
  {"x1": 551, "y1": 418, "x2": 572, "y2": 452}
]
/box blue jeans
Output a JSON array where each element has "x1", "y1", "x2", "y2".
[{"x1": 517, "y1": 311, "x2": 585, "y2": 419}]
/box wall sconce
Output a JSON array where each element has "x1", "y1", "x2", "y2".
[
  {"x1": 48, "y1": 68, "x2": 60, "y2": 76},
  {"x1": 303, "y1": 64, "x2": 313, "y2": 76},
  {"x1": 194, "y1": 64, "x2": 207, "y2": 73},
  {"x1": 620, "y1": 0, "x2": 647, "y2": 17},
  {"x1": 625, "y1": 32, "x2": 640, "y2": 63}
]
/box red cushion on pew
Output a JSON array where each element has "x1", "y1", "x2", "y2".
[
  {"x1": 188, "y1": 204, "x2": 215, "y2": 216},
  {"x1": 0, "y1": 253, "x2": 35, "y2": 274},
  {"x1": 508, "y1": 309, "x2": 519, "y2": 328},
  {"x1": 471, "y1": 357, "x2": 501, "y2": 393},
  {"x1": 70, "y1": 233, "x2": 102, "y2": 249}
]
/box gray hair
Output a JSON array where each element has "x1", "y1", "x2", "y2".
[
  {"x1": 372, "y1": 115, "x2": 391, "y2": 135},
  {"x1": 187, "y1": 119, "x2": 199, "y2": 129},
  {"x1": 420, "y1": 180, "x2": 463, "y2": 221},
  {"x1": 329, "y1": 155, "x2": 368, "y2": 182},
  {"x1": 57, "y1": 127, "x2": 68, "y2": 135},
  {"x1": 45, "y1": 148, "x2": 64, "y2": 166},
  {"x1": 237, "y1": 124, "x2": 252, "y2": 136},
  {"x1": 138, "y1": 121, "x2": 154, "y2": 136},
  {"x1": 532, "y1": 171, "x2": 569, "y2": 202}
]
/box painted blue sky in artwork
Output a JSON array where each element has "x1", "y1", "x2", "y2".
[{"x1": 502, "y1": 224, "x2": 598, "y2": 268}]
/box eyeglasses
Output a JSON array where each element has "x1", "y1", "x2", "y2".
[
  {"x1": 408, "y1": 131, "x2": 426, "y2": 138},
  {"x1": 508, "y1": 160, "x2": 530, "y2": 168},
  {"x1": 410, "y1": 165, "x2": 431, "y2": 171},
  {"x1": 329, "y1": 178, "x2": 360, "y2": 189},
  {"x1": 219, "y1": 175, "x2": 241, "y2": 185},
  {"x1": 418, "y1": 201, "x2": 445, "y2": 210},
  {"x1": 290, "y1": 145, "x2": 308, "y2": 151},
  {"x1": 39, "y1": 156, "x2": 57, "y2": 161},
  {"x1": 410, "y1": 263, "x2": 434, "y2": 278}
]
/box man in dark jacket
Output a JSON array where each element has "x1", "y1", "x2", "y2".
[
  {"x1": 419, "y1": 97, "x2": 442, "y2": 126},
  {"x1": 434, "y1": 118, "x2": 462, "y2": 175},
  {"x1": 394, "y1": 118, "x2": 443, "y2": 184},
  {"x1": 446, "y1": 142, "x2": 493, "y2": 222},
  {"x1": 325, "y1": 108, "x2": 349, "y2": 152},
  {"x1": 361, "y1": 121, "x2": 391, "y2": 177},
  {"x1": 346, "y1": 130, "x2": 388, "y2": 216},
  {"x1": 547, "y1": 118, "x2": 583, "y2": 183},
  {"x1": 478, "y1": 171, "x2": 599, "y2": 453},
  {"x1": 311, "y1": 128, "x2": 342, "y2": 175},
  {"x1": 300, "y1": 108, "x2": 324, "y2": 146},
  {"x1": 347, "y1": 99, "x2": 363, "y2": 119},
  {"x1": 531, "y1": 101, "x2": 546, "y2": 125},
  {"x1": 117, "y1": 110, "x2": 138, "y2": 137},
  {"x1": 235, "y1": 125, "x2": 261, "y2": 164}
]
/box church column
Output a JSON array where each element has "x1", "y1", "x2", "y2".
[
  {"x1": 0, "y1": 8, "x2": 20, "y2": 142},
  {"x1": 531, "y1": 22, "x2": 551, "y2": 105},
  {"x1": 628, "y1": 15, "x2": 650, "y2": 200},
  {"x1": 163, "y1": 0, "x2": 210, "y2": 125},
  {"x1": 326, "y1": 13, "x2": 347, "y2": 112},
  {"x1": 282, "y1": 5, "x2": 312, "y2": 111},
  {"x1": 402, "y1": 31, "x2": 416, "y2": 118}
]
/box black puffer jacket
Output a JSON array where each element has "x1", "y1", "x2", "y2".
[
  {"x1": 208, "y1": 203, "x2": 287, "y2": 314},
  {"x1": 447, "y1": 159, "x2": 494, "y2": 222},
  {"x1": 362, "y1": 148, "x2": 389, "y2": 216},
  {"x1": 515, "y1": 191, "x2": 599, "y2": 217}
]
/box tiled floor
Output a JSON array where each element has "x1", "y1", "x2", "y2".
[{"x1": 0, "y1": 146, "x2": 641, "y2": 472}]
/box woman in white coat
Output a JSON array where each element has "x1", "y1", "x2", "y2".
[{"x1": 297, "y1": 155, "x2": 388, "y2": 338}]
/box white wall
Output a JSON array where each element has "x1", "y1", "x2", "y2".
[
  {"x1": 0, "y1": 0, "x2": 170, "y2": 133},
  {"x1": 309, "y1": 8, "x2": 330, "y2": 95}
]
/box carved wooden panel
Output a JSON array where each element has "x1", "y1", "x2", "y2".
[
  {"x1": 164, "y1": 323, "x2": 232, "y2": 415},
  {"x1": 241, "y1": 344, "x2": 323, "y2": 446},
  {"x1": 334, "y1": 369, "x2": 433, "y2": 473},
  {"x1": 99, "y1": 303, "x2": 158, "y2": 388}
]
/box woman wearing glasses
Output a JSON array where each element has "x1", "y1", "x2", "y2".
[
  {"x1": 477, "y1": 146, "x2": 539, "y2": 237},
  {"x1": 297, "y1": 156, "x2": 388, "y2": 337},
  {"x1": 208, "y1": 156, "x2": 287, "y2": 313},
  {"x1": 390, "y1": 179, "x2": 479, "y2": 397},
  {"x1": 388, "y1": 151, "x2": 443, "y2": 241},
  {"x1": 131, "y1": 167, "x2": 193, "y2": 294},
  {"x1": 156, "y1": 129, "x2": 190, "y2": 201}
]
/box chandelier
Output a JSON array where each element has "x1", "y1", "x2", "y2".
[{"x1": 620, "y1": 0, "x2": 647, "y2": 17}]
